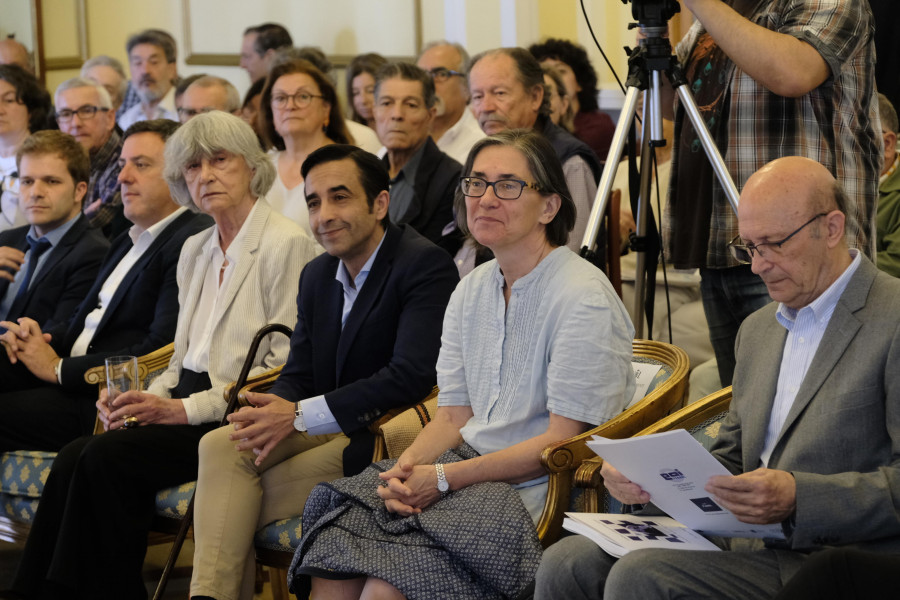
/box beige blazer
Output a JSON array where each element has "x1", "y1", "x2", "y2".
[{"x1": 147, "y1": 200, "x2": 317, "y2": 423}]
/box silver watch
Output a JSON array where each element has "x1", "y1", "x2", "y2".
[{"x1": 435, "y1": 463, "x2": 450, "y2": 496}]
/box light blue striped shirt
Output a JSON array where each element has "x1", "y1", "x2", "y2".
[{"x1": 760, "y1": 249, "x2": 861, "y2": 466}]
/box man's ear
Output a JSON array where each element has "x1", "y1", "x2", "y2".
[
  {"x1": 824, "y1": 210, "x2": 846, "y2": 248},
  {"x1": 372, "y1": 189, "x2": 390, "y2": 221}
]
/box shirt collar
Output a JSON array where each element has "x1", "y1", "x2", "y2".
[
  {"x1": 128, "y1": 205, "x2": 187, "y2": 245},
  {"x1": 336, "y1": 229, "x2": 387, "y2": 291},
  {"x1": 387, "y1": 140, "x2": 427, "y2": 185},
  {"x1": 28, "y1": 213, "x2": 81, "y2": 247},
  {"x1": 205, "y1": 200, "x2": 259, "y2": 262},
  {"x1": 776, "y1": 248, "x2": 861, "y2": 328}
]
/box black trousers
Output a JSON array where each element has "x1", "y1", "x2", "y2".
[
  {"x1": 12, "y1": 371, "x2": 215, "y2": 600},
  {"x1": 0, "y1": 386, "x2": 97, "y2": 452}
]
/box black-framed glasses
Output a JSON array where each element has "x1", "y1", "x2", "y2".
[
  {"x1": 55, "y1": 105, "x2": 109, "y2": 122},
  {"x1": 459, "y1": 176, "x2": 541, "y2": 200},
  {"x1": 728, "y1": 213, "x2": 828, "y2": 264},
  {"x1": 427, "y1": 67, "x2": 464, "y2": 82},
  {"x1": 271, "y1": 91, "x2": 325, "y2": 109}
]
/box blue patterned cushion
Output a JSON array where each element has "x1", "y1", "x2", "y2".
[
  {"x1": 689, "y1": 412, "x2": 729, "y2": 452},
  {"x1": 255, "y1": 516, "x2": 302, "y2": 552},
  {"x1": 0, "y1": 450, "x2": 55, "y2": 499},
  {"x1": 155, "y1": 480, "x2": 196, "y2": 518},
  {"x1": 0, "y1": 492, "x2": 41, "y2": 524}
]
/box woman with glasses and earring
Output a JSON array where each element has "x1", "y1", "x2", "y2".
[
  {"x1": 291, "y1": 129, "x2": 635, "y2": 600},
  {"x1": 261, "y1": 58, "x2": 351, "y2": 241},
  {"x1": 0, "y1": 65, "x2": 51, "y2": 233}
]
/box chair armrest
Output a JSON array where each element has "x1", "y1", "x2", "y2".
[
  {"x1": 574, "y1": 457, "x2": 605, "y2": 514},
  {"x1": 371, "y1": 387, "x2": 439, "y2": 462}
]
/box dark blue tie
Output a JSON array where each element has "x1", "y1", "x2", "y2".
[{"x1": 11, "y1": 236, "x2": 52, "y2": 305}]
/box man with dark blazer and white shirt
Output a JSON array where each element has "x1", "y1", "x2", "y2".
[
  {"x1": 0, "y1": 130, "x2": 108, "y2": 334},
  {"x1": 535, "y1": 156, "x2": 900, "y2": 599},
  {"x1": 0, "y1": 120, "x2": 211, "y2": 452},
  {"x1": 188, "y1": 144, "x2": 460, "y2": 600}
]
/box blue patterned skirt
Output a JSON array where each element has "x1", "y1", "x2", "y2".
[{"x1": 289, "y1": 444, "x2": 542, "y2": 599}]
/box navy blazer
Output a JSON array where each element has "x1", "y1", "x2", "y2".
[
  {"x1": 0, "y1": 214, "x2": 109, "y2": 331},
  {"x1": 270, "y1": 223, "x2": 460, "y2": 476},
  {"x1": 44, "y1": 210, "x2": 212, "y2": 392}
]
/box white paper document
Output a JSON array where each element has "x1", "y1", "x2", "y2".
[
  {"x1": 563, "y1": 513, "x2": 721, "y2": 557},
  {"x1": 587, "y1": 430, "x2": 785, "y2": 539}
]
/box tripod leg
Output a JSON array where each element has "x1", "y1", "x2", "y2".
[{"x1": 580, "y1": 86, "x2": 642, "y2": 255}]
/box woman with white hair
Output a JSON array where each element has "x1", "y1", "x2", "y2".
[{"x1": 10, "y1": 111, "x2": 317, "y2": 599}]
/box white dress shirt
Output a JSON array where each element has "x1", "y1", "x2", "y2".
[
  {"x1": 68, "y1": 207, "x2": 187, "y2": 360},
  {"x1": 435, "y1": 108, "x2": 485, "y2": 166},
  {"x1": 182, "y1": 203, "x2": 257, "y2": 374},
  {"x1": 118, "y1": 86, "x2": 178, "y2": 130},
  {"x1": 760, "y1": 249, "x2": 861, "y2": 466}
]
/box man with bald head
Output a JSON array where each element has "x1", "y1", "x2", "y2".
[
  {"x1": 536, "y1": 156, "x2": 900, "y2": 599},
  {"x1": 0, "y1": 37, "x2": 31, "y2": 72},
  {"x1": 416, "y1": 41, "x2": 484, "y2": 165},
  {"x1": 177, "y1": 75, "x2": 241, "y2": 123}
]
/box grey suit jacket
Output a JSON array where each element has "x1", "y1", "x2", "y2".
[
  {"x1": 718, "y1": 256, "x2": 900, "y2": 552},
  {"x1": 147, "y1": 200, "x2": 318, "y2": 424}
]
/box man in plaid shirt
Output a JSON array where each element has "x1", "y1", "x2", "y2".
[{"x1": 662, "y1": 0, "x2": 882, "y2": 387}]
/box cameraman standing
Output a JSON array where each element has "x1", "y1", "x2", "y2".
[{"x1": 661, "y1": 0, "x2": 881, "y2": 387}]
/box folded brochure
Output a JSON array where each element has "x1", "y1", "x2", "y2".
[
  {"x1": 585, "y1": 429, "x2": 784, "y2": 539},
  {"x1": 563, "y1": 512, "x2": 721, "y2": 556}
]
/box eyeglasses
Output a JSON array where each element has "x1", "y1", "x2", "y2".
[
  {"x1": 177, "y1": 106, "x2": 217, "y2": 119},
  {"x1": 728, "y1": 213, "x2": 828, "y2": 264},
  {"x1": 459, "y1": 176, "x2": 541, "y2": 200},
  {"x1": 271, "y1": 91, "x2": 325, "y2": 109},
  {"x1": 55, "y1": 105, "x2": 109, "y2": 122},
  {"x1": 427, "y1": 67, "x2": 464, "y2": 82}
]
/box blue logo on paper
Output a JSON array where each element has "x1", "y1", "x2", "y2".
[{"x1": 659, "y1": 468, "x2": 685, "y2": 481}]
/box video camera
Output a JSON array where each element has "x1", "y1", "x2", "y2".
[{"x1": 622, "y1": 0, "x2": 681, "y2": 27}]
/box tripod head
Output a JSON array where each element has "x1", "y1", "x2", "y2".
[{"x1": 622, "y1": 0, "x2": 681, "y2": 28}]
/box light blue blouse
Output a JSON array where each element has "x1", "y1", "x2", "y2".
[{"x1": 437, "y1": 246, "x2": 635, "y2": 520}]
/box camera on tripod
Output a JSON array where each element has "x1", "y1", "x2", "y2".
[{"x1": 623, "y1": 0, "x2": 681, "y2": 28}]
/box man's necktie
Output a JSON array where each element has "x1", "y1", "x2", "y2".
[{"x1": 10, "y1": 236, "x2": 52, "y2": 307}]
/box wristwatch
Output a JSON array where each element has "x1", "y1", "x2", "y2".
[
  {"x1": 293, "y1": 401, "x2": 306, "y2": 432},
  {"x1": 435, "y1": 463, "x2": 450, "y2": 497}
]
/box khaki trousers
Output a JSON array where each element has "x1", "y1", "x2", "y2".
[{"x1": 189, "y1": 424, "x2": 350, "y2": 600}]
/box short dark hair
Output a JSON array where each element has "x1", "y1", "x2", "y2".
[
  {"x1": 0, "y1": 64, "x2": 51, "y2": 133},
  {"x1": 126, "y1": 29, "x2": 177, "y2": 63},
  {"x1": 260, "y1": 58, "x2": 351, "y2": 150},
  {"x1": 244, "y1": 23, "x2": 293, "y2": 55},
  {"x1": 301, "y1": 144, "x2": 390, "y2": 228},
  {"x1": 529, "y1": 38, "x2": 599, "y2": 112},
  {"x1": 374, "y1": 62, "x2": 436, "y2": 109},
  {"x1": 346, "y1": 53, "x2": 388, "y2": 124},
  {"x1": 469, "y1": 48, "x2": 550, "y2": 118},
  {"x1": 455, "y1": 129, "x2": 574, "y2": 247},
  {"x1": 17, "y1": 130, "x2": 90, "y2": 185},
  {"x1": 174, "y1": 73, "x2": 205, "y2": 100},
  {"x1": 122, "y1": 118, "x2": 180, "y2": 143}
]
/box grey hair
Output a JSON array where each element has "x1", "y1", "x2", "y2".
[
  {"x1": 455, "y1": 128, "x2": 574, "y2": 247},
  {"x1": 374, "y1": 62, "x2": 436, "y2": 109},
  {"x1": 186, "y1": 75, "x2": 242, "y2": 113},
  {"x1": 420, "y1": 40, "x2": 470, "y2": 73},
  {"x1": 80, "y1": 55, "x2": 128, "y2": 104},
  {"x1": 126, "y1": 29, "x2": 177, "y2": 63},
  {"x1": 54, "y1": 77, "x2": 112, "y2": 109},
  {"x1": 163, "y1": 111, "x2": 276, "y2": 210},
  {"x1": 469, "y1": 47, "x2": 550, "y2": 118}
]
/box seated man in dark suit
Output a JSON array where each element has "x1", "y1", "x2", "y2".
[
  {"x1": 188, "y1": 144, "x2": 460, "y2": 600},
  {"x1": 0, "y1": 119, "x2": 211, "y2": 452},
  {"x1": 374, "y1": 62, "x2": 462, "y2": 253},
  {"x1": 535, "y1": 157, "x2": 900, "y2": 599},
  {"x1": 0, "y1": 130, "x2": 108, "y2": 333}
]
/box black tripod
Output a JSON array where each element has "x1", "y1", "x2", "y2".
[{"x1": 579, "y1": 4, "x2": 739, "y2": 339}]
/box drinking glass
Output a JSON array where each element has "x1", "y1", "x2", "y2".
[{"x1": 105, "y1": 355, "x2": 139, "y2": 429}]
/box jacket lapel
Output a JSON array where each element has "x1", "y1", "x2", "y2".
[
  {"x1": 211, "y1": 202, "x2": 267, "y2": 323},
  {"x1": 741, "y1": 315, "x2": 787, "y2": 468},
  {"x1": 334, "y1": 225, "x2": 399, "y2": 381},
  {"x1": 768, "y1": 258, "x2": 874, "y2": 458}
]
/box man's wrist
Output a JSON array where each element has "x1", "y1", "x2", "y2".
[{"x1": 293, "y1": 401, "x2": 307, "y2": 432}]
